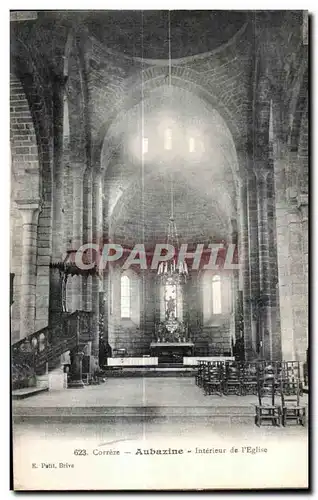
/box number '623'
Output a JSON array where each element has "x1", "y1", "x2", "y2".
[{"x1": 74, "y1": 449, "x2": 87, "y2": 456}]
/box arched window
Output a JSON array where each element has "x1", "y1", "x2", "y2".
[
  {"x1": 164, "y1": 127, "x2": 172, "y2": 150},
  {"x1": 142, "y1": 137, "x2": 148, "y2": 155},
  {"x1": 212, "y1": 275, "x2": 222, "y2": 314},
  {"x1": 63, "y1": 94, "x2": 70, "y2": 140},
  {"x1": 121, "y1": 275, "x2": 131, "y2": 318},
  {"x1": 189, "y1": 137, "x2": 195, "y2": 153}
]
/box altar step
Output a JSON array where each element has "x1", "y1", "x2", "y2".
[
  {"x1": 158, "y1": 363, "x2": 184, "y2": 368},
  {"x1": 103, "y1": 366, "x2": 196, "y2": 377},
  {"x1": 12, "y1": 386, "x2": 49, "y2": 400}
]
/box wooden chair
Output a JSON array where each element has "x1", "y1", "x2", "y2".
[
  {"x1": 281, "y1": 361, "x2": 303, "y2": 396},
  {"x1": 241, "y1": 362, "x2": 258, "y2": 395},
  {"x1": 200, "y1": 361, "x2": 210, "y2": 391},
  {"x1": 255, "y1": 375, "x2": 281, "y2": 427},
  {"x1": 203, "y1": 361, "x2": 223, "y2": 396},
  {"x1": 223, "y1": 361, "x2": 242, "y2": 395},
  {"x1": 280, "y1": 378, "x2": 306, "y2": 426},
  {"x1": 195, "y1": 360, "x2": 206, "y2": 387},
  {"x1": 82, "y1": 372, "x2": 93, "y2": 385},
  {"x1": 259, "y1": 361, "x2": 283, "y2": 393}
]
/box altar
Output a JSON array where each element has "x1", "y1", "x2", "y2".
[
  {"x1": 150, "y1": 341, "x2": 194, "y2": 364},
  {"x1": 152, "y1": 304, "x2": 194, "y2": 363},
  {"x1": 153, "y1": 263, "x2": 194, "y2": 363}
]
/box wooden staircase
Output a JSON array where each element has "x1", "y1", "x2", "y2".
[{"x1": 11, "y1": 311, "x2": 92, "y2": 390}]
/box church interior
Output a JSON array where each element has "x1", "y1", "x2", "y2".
[{"x1": 10, "y1": 11, "x2": 308, "y2": 415}]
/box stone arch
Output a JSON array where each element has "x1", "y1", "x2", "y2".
[
  {"x1": 100, "y1": 86, "x2": 241, "y2": 227},
  {"x1": 11, "y1": 30, "x2": 67, "y2": 333},
  {"x1": 10, "y1": 71, "x2": 42, "y2": 341},
  {"x1": 11, "y1": 42, "x2": 52, "y2": 205},
  {"x1": 102, "y1": 83, "x2": 239, "y2": 169},
  {"x1": 10, "y1": 72, "x2": 40, "y2": 201},
  {"x1": 94, "y1": 66, "x2": 242, "y2": 170},
  {"x1": 100, "y1": 81, "x2": 241, "y2": 261},
  {"x1": 66, "y1": 32, "x2": 89, "y2": 166},
  {"x1": 109, "y1": 173, "x2": 233, "y2": 246}
]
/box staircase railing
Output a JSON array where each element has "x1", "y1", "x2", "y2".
[{"x1": 12, "y1": 311, "x2": 92, "y2": 389}]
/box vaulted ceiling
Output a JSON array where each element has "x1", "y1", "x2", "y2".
[
  {"x1": 84, "y1": 10, "x2": 248, "y2": 59},
  {"x1": 103, "y1": 85, "x2": 238, "y2": 247}
]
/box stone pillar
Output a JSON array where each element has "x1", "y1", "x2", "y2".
[
  {"x1": 287, "y1": 203, "x2": 308, "y2": 365},
  {"x1": 49, "y1": 122, "x2": 65, "y2": 322},
  {"x1": 49, "y1": 266, "x2": 63, "y2": 330},
  {"x1": 247, "y1": 171, "x2": 260, "y2": 356},
  {"x1": 71, "y1": 163, "x2": 86, "y2": 311},
  {"x1": 298, "y1": 195, "x2": 308, "y2": 365},
  {"x1": 52, "y1": 103, "x2": 65, "y2": 261},
  {"x1": 91, "y1": 170, "x2": 102, "y2": 367},
  {"x1": 238, "y1": 178, "x2": 253, "y2": 359},
  {"x1": 298, "y1": 194, "x2": 308, "y2": 282},
  {"x1": 108, "y1": 264, "x2": 121, "y2": 351},
  {"x1": 267, "y1": 169, "x2": 281, "y2": 361},
  {"x1": 68, "y1": 347, "x2": 84, "y2": 388},
  {"x1": 16, "y1": 201, "x2": 41, "y2": 338},
  {"x1": 140, "y1": 269, "x2": 147, "y2": 340},
  {"x1": 82, "y1": 168, "x2": 93, "y2": 311},
  {"x1": 102, "y1": 269, "x2": 109, "y2": 341},
  {"x1": 101, "y1": 183, "x2": 109, "y2": 350},
  {"x1": 255, "y1": 168, "x2": 273, "y2": 360},
  {"x1": 272, "y1": 145, "x2": 307, "y2": 363},
  {"x1": 272, "y1": 140, "x2": 295, "y2": 360},
  {"x1": 253, "y1": 74, "x2": 274, "y2": 360}
]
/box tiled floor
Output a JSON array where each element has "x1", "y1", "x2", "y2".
[{"x1": 13, "y1": 377, "x2": 309, "y2": 409}]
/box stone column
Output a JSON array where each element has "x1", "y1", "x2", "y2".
[
  {"x1": 238, "y1": 178, "x2": 253, "y2": 360},
  {"x1": 49, "y1": 121, "x2": 65, "y2": 323},
  {"x1": 298, "y1": 194, "x2": 308, "y2": 282},
  {"x1": 108, "y1": 264, "x2": 121, "y2": 351},
  {"x1": 140, "y1": 269, "x2": 147, "y2": 341},
  {"x1": 16, "y1": 201, "x2": 41, "y2": 338},
  {"x1": 82, "y1": 168, "x2": 93, "y2": 311},
  {"x1": 272, "y1": 140, "x2": 295, "y2": 361},
  {"x1": 71, "y1": 163, "x2": 86, "y2": 311},
  {"x1": 91, "y1": 169, "x2": 103, "y2": 367},
  {"x1": 255, "y1": 167, "x2": 272, "y2": 360},
  {"x1": 101, "y1": 177, "x2": 109, "y2": 350},
  {"x1": 247, "y1": 171, "x2": 260, "y2": 356},
  {"x1": 298, "y1": 195, "x2": 308, "y2": 365},
  {"x1": 102, "y1": 269, "x2": 109, "y2": 341},
  {"x1": 287, "y1": 202, "x2": 308, "y2": 365},
  {"x1": 52, "y1": 97, "x2": 65, "y2": 262},
  {"x1": 68, "y1": 347, "x2": 84, "y2": 388},
  {"x1": 267, "y1": 169, "x2": 281, "y2": 361}
]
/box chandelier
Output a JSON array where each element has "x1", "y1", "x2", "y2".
[{"x1": 157, "y1": 170, "x2": 189, "y2": 283}]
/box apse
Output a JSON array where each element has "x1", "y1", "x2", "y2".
[{"x1": 102, "y1": 85, "x2": 239, "y2": 250}]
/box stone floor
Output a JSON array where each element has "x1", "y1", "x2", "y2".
[{"x1": 13, "y1": 376, "x2": 309, "y2": 409}]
